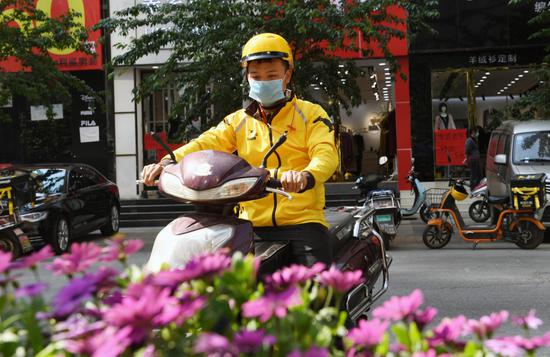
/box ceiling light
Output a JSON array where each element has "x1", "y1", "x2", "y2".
[
  {"x1": 482, "y1": 76, "x2": 487, "y2": 79},
  {"x1": 524, "y1": 70, "x2": 529, "y2": 73},
  {"x1": 511, "y1": 81, "x2": 516, "y2": 84},
  {"x1": 339, "y1": 64, "x2": 344, "y2": 68},
  {"x1": 379, "y1": 62, "x2": 386, "y2": 66},
  {"x1": 518, "y1": 74, "x2": 523, "y2": 78},
  {"x1": 485, "y1": 72, "x2": 490, "y2": 75},
  {"x1": 504, "y1": 86, "x2": 508, "y2": 89},
  {"x1": 371, "y1": 83, "x2": 376, "y2": 88},
  {"x1": 384, "y1": 68, "x2": 390, "y2": 71},
  {"x1": 370, "y1": 74, "x2": 376, "y2": 79}
]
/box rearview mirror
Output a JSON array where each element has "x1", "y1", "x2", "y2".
[
  {"x1": 494, "y1": 154, "x2": 507, "y2": 165},
  {"x1": 379, "y1": 156, "x2": 388, "y2": 166}
]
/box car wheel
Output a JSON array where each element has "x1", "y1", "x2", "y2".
[
  {"x1": 51, "y1": 216, "x2": 71, "y2": 254},
  {"x1": 100, "y1": 204, "x2": 120, "y2": 236},
  {"x1": 0, "y1": 229, "x2": 23, "y2": 258}
]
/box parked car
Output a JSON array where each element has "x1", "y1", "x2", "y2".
[
  {"x1": 486, "y1": 120, "x2": 550, "y2": 226},
  {"x1": 13, "y1": 164, "x2": 120, "y2": 253}
]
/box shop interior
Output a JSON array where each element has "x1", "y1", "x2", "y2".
[{"x1": 431, "y1": 66, "x2": 542, "y2": 178}]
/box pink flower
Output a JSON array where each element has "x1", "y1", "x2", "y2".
[
  {"x1": 242, "y1": 286, "x2": 302, "y2": 322},
  {"x1": 411, "y1": 350, "x2": 437, "y2": 357},
  {"x1": 102, "y1": 235, "x2": 143, "y2": 262},
  {"x1": 317, "y1": 265, "x2": 364, "y2": 293},
  {"x1": 103, "y1": 286, "x2": 191, "y2": 344},
  {"x1": 265, "y1": 263, "x2": 325, "y2": 290},
  {"x1": 194, "y1": 333, "x2": 237, "y2": 356},
  {"x1": 413, "y1": 307, "x2": 438, "y2": 330},
  {"x1": 487, "y1": 333, "x2": 550, "y2": 354},
  {"x1": 428, "y1": 315, "x2": 467, "y2": 347},
  {"x1": 234, "y1": 329, "x2": 276, "y2": 354},
  {"x1": 466, "y1": 310, "x2": 509, "y2": 339},
  {"x1": 19, "y1": 245, "x2": 54, "y2": 269},
  {"x1": 373, "y1": 289, "x2": 424, "y2": 322},
  {"x1": 15, "y1": 282, "x2": 47, "y2": 298},
  {"x1": 0, "y1": 251, "x2": 12, "y2": 274},
  {"x1": 485, "y1": 338, "x2": 525, "y2": 357},
  {"x1": 65, "y1": 326, "x2": 132, "y2": 357},
  {"x1": 182, "y1": 249, "x2": 232, "y2": 280},
  {"x1": 512, "y1": 310, "x2": 543, "y2": 330},
  {"x1": 47, "y1": 242, "x2": 102, "y2": 276},
  {"x1": 347, "y1": 318, "x2": 389, "y2": 348}
]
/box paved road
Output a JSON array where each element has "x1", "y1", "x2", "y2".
[{"x1": 19, "y1": 221, "x2": 550, "y2": 340}]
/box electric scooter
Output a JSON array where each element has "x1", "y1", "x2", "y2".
[
  {"x1": 422, "y1": 178, "x2": 545, "y2": 249},
  {"x1": 468, "y1": 178, "x2": 490, "y2": 223},
  {"x1": 144, "y1": 133, "x2": 390, "y2": 323},
  {"x1": 399, "y1": 159, "x2": 436, "y2": 223}
]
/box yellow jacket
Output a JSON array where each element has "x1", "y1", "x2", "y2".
[{"x1": 164, "y1": 96, "x2": 338, "y2": 227}]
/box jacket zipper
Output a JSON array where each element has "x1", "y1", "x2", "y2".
[{"x1": 267, "y1": 123, "x2": 281, "y2": 227}]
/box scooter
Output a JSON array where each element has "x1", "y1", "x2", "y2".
[
  {"x1": 422, "y1": 178, "x2": 545, "y2": 250},
  {"x1": 468, "y1": 178, "x2": 490, "y2": 223},
  {"x1": 355, "y1": 157, "x2": 401, "y2": 250},
  {"x1": 399, "y1": 159, "x2": 434, "y2": 223},
  {"x1": 145, "y1": 133, "x2": 390, "y2": 323}
]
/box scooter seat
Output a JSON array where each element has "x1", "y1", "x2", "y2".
[
  {"x1": 462, "y1": 224, "x2": 497, "y2": 231},
  {"x1": 488, "y1": 195, "x2": 509, "y2": 204},
  {"x1": 325, "y1": 208, "x2": 356, "y2": 252}
]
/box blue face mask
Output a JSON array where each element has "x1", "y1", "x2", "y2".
[{"x1": 248, "y1": 78, "x2": 285, "y2": 106}]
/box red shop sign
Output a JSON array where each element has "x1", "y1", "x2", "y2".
[
  {"x1": 434, "y1": 129, "x2": 467, "y2": 166},
  {"x1": 1, "y1": 0, "x2": 102, "y2": 72}
]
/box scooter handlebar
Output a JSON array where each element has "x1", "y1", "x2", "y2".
[{"x1": 266, "y1": 178, "x2": 283, "y2": 189}]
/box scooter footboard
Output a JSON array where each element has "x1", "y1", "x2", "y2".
[{"x1": 254, "y1": 240, "x2": 292, "y2": 278}]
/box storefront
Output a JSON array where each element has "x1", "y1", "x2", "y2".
[
  {"x1": 0, "y1": 0, "x2": 111, "y2": 177},
  {"x1": 409, "y1": 0, "x2": 547, "y2": 181}
]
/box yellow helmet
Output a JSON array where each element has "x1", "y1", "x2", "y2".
[
  {"x1": 451, "y1": 185, "x2": 468, "y2": 201},
  {"x1": 241, "y1": 33, "x2": 294, "y2": 69}
]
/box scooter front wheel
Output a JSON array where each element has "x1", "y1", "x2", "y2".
[
  {"x1": 422, "y1": 223, "x2": 452, "y2": 249},
  {"x1": 420, "y1": 204, "x2": 439, "y2": 223},
  {"x1": 512, "y1": 220, "x2": 544, "y2": 250},
  {"x1": 469, "y1": 200, "x2": 490, "y2": 223}
]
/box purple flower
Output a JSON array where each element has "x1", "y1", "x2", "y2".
[
  {"x1": 64, "y1": 326, "x2": 132, "y2": 357},
  {"x1": 265, "y1": 263, "x2": 325, "y2": 290},
  {"x1": 53, "y1": 317, "x2": 105, "y2": 341},
  {"x1": 242, "y1": 286, "x2": 302, "y2": 322},
  {"x1": 372, "y1": 289, "x2": 424, "y2": 322},
  {"x1": 287, "y1": 346, "x2": 329, "y2": 357},
  {"x1": 102, "y1": 235, "x2": 144, "y2": 262},
  {"x1": 194, "y1": 333, "x2": 237, "y2": 356},
  {"x1": 19, "y1": 245, "x2": 54, "y2": 269},
  {"x1": 87, "y1": 266, "x2": 119, "y2": 291},
  {"x1": 103, "y1": 290, "x2": 123, "y2": 306},
  {"x1": 485, "y1": 338, "x2": 525, "y2": 357},
  {"x1": 53, "y1": 276, "x2": 97, "y2": 319},
  {"x1": 347, "y1": 318, "x2": 389, "y2": 347},
  {"x1": 148, "y1": 268, "x2": 190, "y2": 290},
  {"x1": 466, "y1": 310, "x2": 509, "y2": 339},
  {"x1": 234, "y1": 329, "x2": 276, "y2": 354},
  {"x1": 15, "y1": 282, "x2": 47, "y2": 298},
  {"x1": 47, "y1": 242, "x2": 102, "y2": 276},
  {"x1": 487, "y1": 333, "x2": 550, "y2": 354},
  {"x1": 317, "y1": 266, "x2": 363, "y2": 293},
  {"x1": 0, "y1": 251, "x2": 12, "y2": 274},
  {"x1": 428, "y1": 315, "x2": 467, "y2": 348},
  {"x1": 103, "y1": 286, "x2": 185, "y2": 344},
  {"x1": 182, "y1": 249, "x2": 232, "y2": 280},
  {"x1": 512, "y1": 310, "x2": 543, "y2": 330},
  {"x1": 413, "y1": 307, "x2": 438, "y2": 330}
]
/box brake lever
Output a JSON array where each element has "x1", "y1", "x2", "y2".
[{"x1": 266, "y1": 187, "x2": 292, "y2": 200}]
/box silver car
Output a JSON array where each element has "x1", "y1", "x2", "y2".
[{"x1": 486, "y1": 120, "x2": 550, "y2": 226}]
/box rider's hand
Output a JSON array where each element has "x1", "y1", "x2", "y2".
[
  {"x1": 141, "y1": 161, "x2": 167, "y2": 186},
  {"x1": 281, "y1": 170, "x2": 311, "y2": 193}
]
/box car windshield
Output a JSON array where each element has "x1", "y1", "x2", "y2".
[
  {"x1": 513, "y1": 131, "x2": 550, "y2": 164},
  {"x1": 31, "y1": 169, "x2": 66, "y2": 195}
]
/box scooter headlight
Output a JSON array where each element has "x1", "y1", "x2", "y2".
[{"x1": 161, "y1": 174, "x2": 258, "y2": 201}]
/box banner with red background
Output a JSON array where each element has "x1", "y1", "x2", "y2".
[
  {"x1": 1, "y1": 0, "x2": 102, "y2": 72},
  {"x1": 434, "y1": 129, "x2": 467, "y2": 166}
]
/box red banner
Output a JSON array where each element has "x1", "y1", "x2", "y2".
[
  {"x1": 1, "y1": 0, "x2": 102, "y2": 72},
  {"x1": 434, "y1": 129, "x2": 467, "y2": 166}
]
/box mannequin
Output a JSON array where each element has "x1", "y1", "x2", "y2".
[{"x1": 434, "y1": 102, "x2": 456, "y2": 130}]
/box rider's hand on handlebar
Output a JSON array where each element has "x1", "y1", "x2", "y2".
[
  {"x1": 141, "y1": 160, "x2": 172, "y2": 186},
  {"x1": 281, "y1": 170, "x2": 310, "y2": 193}
]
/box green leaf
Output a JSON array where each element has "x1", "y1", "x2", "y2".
[
  {"x1": 463, "y1": 340, "x2": 482, "y2": 357},
  {"x1": 374, "y1": 333, "x2": 390, "y2": 356},
  {"x1": 391, "y1": 322, "x2": 411, "y2": 348},
  {"x1": 409, "y1": 322, "x2": 423, "y2": 351}
]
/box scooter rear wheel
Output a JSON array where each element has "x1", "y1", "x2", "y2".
[
  {"x1": 469, "y1": 200, "x2": 490, "y2": 223},
  {"x1": 512, "y1": 220, "x2": 544, "y2": 250},
  {"x1": 422, "y1": 223, "x2": 452, "y2": 249}
]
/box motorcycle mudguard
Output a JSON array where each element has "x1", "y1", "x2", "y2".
[{"x1": 509, "y1": 217, "x2": 545, "y2": 231}]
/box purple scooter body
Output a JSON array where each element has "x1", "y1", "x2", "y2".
[{"x1": 146, "y1": 146, "x2": 390, "y2": 322}]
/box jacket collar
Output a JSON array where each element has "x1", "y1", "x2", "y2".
[{"x1": 245, "y1": 93, "x2": 296, "y2": 124}]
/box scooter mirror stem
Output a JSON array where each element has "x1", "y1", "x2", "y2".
[
  {"x1": 151, "y1": 132, "x2": 177, "y2": 163},
  {"x1": 260, "y1": 133, "x2": 288, "y2": 169}
]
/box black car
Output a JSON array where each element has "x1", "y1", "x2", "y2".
[{"x1": 14, "y1": 164, "x2": 120, "y2": 253}]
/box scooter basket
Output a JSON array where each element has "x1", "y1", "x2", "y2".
[
  {"x1": 510, "y1": 173, "x2": 547, "y2": 210},
  {"x1": 424, "y1": 188, "x2": 449, "y2": 207}
]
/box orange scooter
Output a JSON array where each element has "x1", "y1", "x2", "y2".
[{"x1": 422, "y1": 178, "x2": 545, "y2": 249}]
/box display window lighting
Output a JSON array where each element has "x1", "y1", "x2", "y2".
[
  {"x1": 485, "y1": 72, "x2": 491, "y2": 75},
  {"x1": 518, "y1": 74, "x2": 523, "y2": 78},
  {"x1": 379, "y1": 62, "x2": 386, "y2": 66},
  {"x1": 524, "y1": 70, "x2": 529, "y2": 73},
  {"x1": 482, "y1": 76, "x2": 487, "y2": 79}
]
